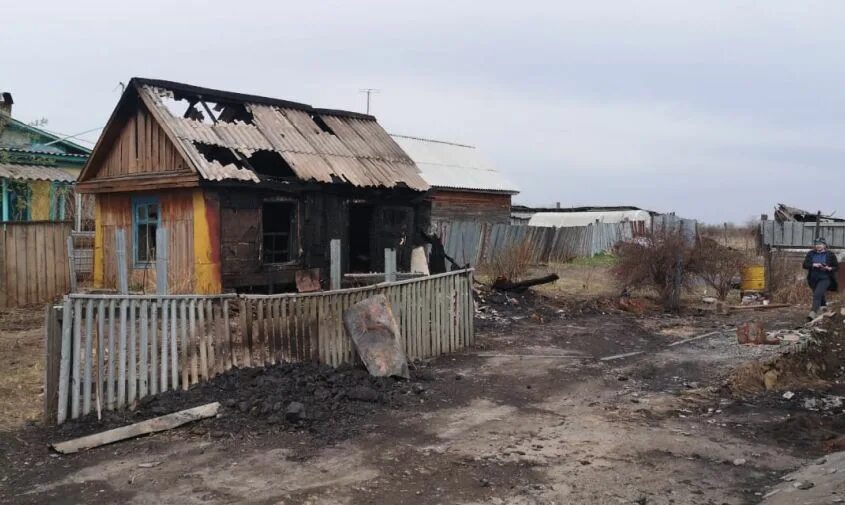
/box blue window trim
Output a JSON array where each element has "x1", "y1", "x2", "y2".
[{"x1": 132, "y1": 195, "x2": 161, "y2": 268}]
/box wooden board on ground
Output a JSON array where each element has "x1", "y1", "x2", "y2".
[{"x1": 50, "y1": 402, "x2": 220, "y2": 454}]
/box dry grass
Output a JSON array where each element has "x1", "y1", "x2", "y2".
[
  {"x1": 534, "y1": 257, "x2": 621, "y2": 299},
  {"x1": 0, "y1": 307, "x2": 46, "y2": 431}
]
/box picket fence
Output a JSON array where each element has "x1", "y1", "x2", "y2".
[
  {"x1": 436, "y1": 215, "x2": 698, "y2": 267},
  {"x1": 45, "y1": 269, "x2": 475, "y2": 424}
]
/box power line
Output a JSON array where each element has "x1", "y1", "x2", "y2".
[{"x1": 358, "y1": 88, "x2": 380, "y2": 114}]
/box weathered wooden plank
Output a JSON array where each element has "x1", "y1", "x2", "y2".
[
  {"x1": 267, "y1": 298, "x2": 277, "y2": 365},
  {"x1": 180, "y1": 300, "x2": 189, "y2": 390},
  {"x1": 71, "y1": 299, "x2": 82, "y2": 419},
  {"x1": 51, "y1": 402, "x2": 221, "y2": 454},
  {"x1": 117, "y1": 299, "x2": 127, "y2": 408},
  {"x1": 256, "y1": 299, "x2": 266, "y2": 365},
  {"x1": 189, "y1": 299, "x2": 198, "y2": 385},
  {"x1": 57, "y1": 299, "x2": 72, "y2": 424},
  {"x1": 197, "y1": 300, "x2": 208, "y2": 381},
  {"x1": 82, "y1": 299, "x2": 94, "y2": 416},
  {"x1": 160, "y1": 298, "x2": 169, "y2": 392},
  {"x1": 128, "y1": 301, "x2": 138, "y2": 405},
  {"x1": 107, "y1": 300, "x2": 116, "y2": 410},
  {"x1": 170, "y1": 300, "x2": 178, "y2": 390},
  {"x1": 239, "y1": 298, "x2": 249, "y2": 367},
  {"x1": 223, "y1": 299, "x2": 232, "y2": 370},
  {"x1": 139, "y1": 300, "x2": 149, "y2": 400},
  {"x1": 95, "y1": 300, "x2": 105, "y2": 416},
  {"x1": 205, "y1": 300, "x2": 216, "y2": 376},
  {"x1": 150, "y1": 301, "x2": 158, "y2": 395}
]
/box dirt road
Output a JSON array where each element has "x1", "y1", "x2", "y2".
[{"x1": 2, "y1": 296, "x2": 842, "y2": 504}]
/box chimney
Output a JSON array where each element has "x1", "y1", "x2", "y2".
[{"x1": 0, "y1": 92, "x2": 13, "y2": 117}]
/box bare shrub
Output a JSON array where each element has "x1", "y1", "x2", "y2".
[
  {"x1": 768, "y1": 253, "x2": 808, "y2": 304},
  {"x1": 613, "y1": 231, "x2": 697, "y2": 310},
  {"x1": 483, "y1": 241, "x2": 533, "y2": 282},
  {"x1": 694, "y1": 238, "x2": 749, "y2": 301}
]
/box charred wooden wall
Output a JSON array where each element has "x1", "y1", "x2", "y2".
[
  {"x1": 217, "y1": 186, "x2": 428, "y2": 291},
  {"x1": 429, "y1": 190, "x2": 512, "y2": 225}
]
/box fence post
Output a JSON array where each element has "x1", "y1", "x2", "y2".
[
  {"x1": 330, "y1": 239, "x2": 341, "y2": 290},
  {"x1": 43, "y1": 303, "x2": 62, "y2": 425},
  {"x1": 115, "y1": 229, "x2": 128, "y2": 294},
  {"x1": 384, "y1": 248, "x2": 397, "y2": 282},
  {"x1": 156, "y1": 227, "x2": 168, "y2": 295},
  {"x1": 66, "y1": 236, "x2": 77, "y2": 293}
]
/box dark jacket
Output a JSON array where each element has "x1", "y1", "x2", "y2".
[{"x1": 803, "y1": 250, "x2": 839, "y2": 291}]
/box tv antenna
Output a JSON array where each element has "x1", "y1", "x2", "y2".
[{"x1": 359, "y1": 88, "x2": 380, "y2": 114}]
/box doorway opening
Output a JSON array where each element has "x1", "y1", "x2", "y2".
[{"x1": 348, "y1": 203, "x2": 373, "y2": 272}]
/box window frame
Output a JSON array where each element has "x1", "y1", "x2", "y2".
[
  {"x1": 132, "y1": 195, "x2": 161, "y2": 268},
  {"x1": 261, "y1": 198, "x2": 299, "y2": 266}
]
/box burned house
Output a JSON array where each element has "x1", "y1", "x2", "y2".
[
  {"x1": 390, "y1": 135, "x2": 518, "y2": 225},
  {"x1": 77, "y1": 78, "x2": 430, "y2": 294}
]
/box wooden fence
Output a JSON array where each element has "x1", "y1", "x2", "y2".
[
  {"x1": 436, "y1": 216, "x2": 698, "y2": 267},
  {"x1": 1, "y1": 221, "x2": 72, "y2": 308},
  {"x1": 46, "y1": 269, "x2": 475, "y2": 424}
]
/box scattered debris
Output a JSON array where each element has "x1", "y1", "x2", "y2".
[
  {"x1": 342, "y1": 294, "x2": 409, "y2": 379},
  {"x1": 782, "y1": 391, "x2": 795, "y2": 400},
  {"x1": 736, "y1": 322, "x2": 779, "y2": 345},
  {"x1": 492, "y1": 274, "x2": 560, "y2": 293},
  {"x1": 51, "y1": 403, "x2": 221, "y2": 454}
]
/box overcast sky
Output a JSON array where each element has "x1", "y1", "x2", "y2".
[{"x1": 4, "y1": 1, "x2": 844, "y2": 223}]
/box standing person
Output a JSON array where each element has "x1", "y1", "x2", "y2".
[{"x1": 802, "y1": 237, "x2": 839, "y2": 319}]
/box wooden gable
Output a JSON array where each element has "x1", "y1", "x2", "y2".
[{"x1": 77, "y1": 90, "x2": 200, "y2": 193}]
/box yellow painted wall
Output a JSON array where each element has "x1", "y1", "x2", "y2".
[
  {"x1": 192, "y1": 189, "x2": 222, "y2": 294},
  {"x1": 29, "y1": 180, "x2": 51, "y2": 220}
]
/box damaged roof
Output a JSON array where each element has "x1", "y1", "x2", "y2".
[
  {"x1": 129, "y1": 78, "x2": 429, "y2": 191},
  {"x1": 390, "y1": 134, "x2": 518, "y2": 194}
]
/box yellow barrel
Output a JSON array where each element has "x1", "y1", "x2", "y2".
[{"x1": 740, "y1": 265, "x2": 765, "y2": 292}]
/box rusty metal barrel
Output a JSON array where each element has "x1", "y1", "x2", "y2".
[{"x1": 740, "y1": 265, "x2": 765, "y2": 292}]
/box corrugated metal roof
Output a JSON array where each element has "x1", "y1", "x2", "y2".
[
  {"x1": 0, "y1": 163, "x2": 76, "y2": 182},
  {"x1": 528, "y1": 210, "x2": 652, "y2": 228},
  {"x1": 137, "y1": 80, "x2": 428, "y2": 191},
  {"x1": 390, "y1": 134, "x2": 518, "y2": 194}
]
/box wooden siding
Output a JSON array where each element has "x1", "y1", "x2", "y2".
[
  {"x1": 96, "y1": 103, "x2": 190, "y2": 178},
  {"x1": 0, "y1": 222, "x2": 72, "y2": 308},
  {"x1": 96, "y1": 190, "x2": 196, "y2": 292},
  {"x1": 430, "y1": 190, "x2": 512, "y2": 225}
]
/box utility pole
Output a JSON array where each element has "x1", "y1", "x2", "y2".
[{"x1": 359, "y1": 88, "x2": 380, "y2": 114}]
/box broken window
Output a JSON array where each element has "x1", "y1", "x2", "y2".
[
  {"x1": 262, "y1": 201, "x2": 297, "y2": 264},
  {"x1": 133, "y1": 196, "x2": 160, "y2": 266}
]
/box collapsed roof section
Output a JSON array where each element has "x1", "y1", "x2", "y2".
[
  {"x1": 774, "y1": 203, "x2": 844, "y2": 223},
  {"x1": 132, "y1": 78, "x2": 429, "y2": 190}
]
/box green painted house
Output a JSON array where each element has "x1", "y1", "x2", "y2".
[{"x1": 0, "y1": 92, "x2": 91, "y2": 222}]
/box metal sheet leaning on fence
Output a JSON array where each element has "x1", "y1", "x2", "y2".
[{"x1": 342, "y1": 294, "x2": 410, "y2": 379}]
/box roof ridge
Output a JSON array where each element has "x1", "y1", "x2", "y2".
[{"x1": 132, "y1": 77, "x2": 376, "y2": 121}]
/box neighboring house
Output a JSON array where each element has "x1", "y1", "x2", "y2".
[
  {"x1": 390, "y1": 135, "x2": 518, "y2": 226},
  {"x1": 77, "y1": 78, "x2": 430, "y2": 294},
  {"x1": 512, "y1": 205, "x2": 653, "y2": 232},
  {"x1": 0, "y1": 92, "x2": 90, "y2": 222}
]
